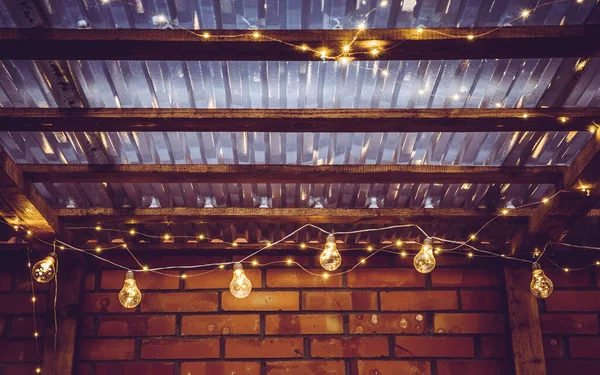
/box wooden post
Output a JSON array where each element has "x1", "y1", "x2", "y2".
[{"x1": 504, "y1": 267, "x2": 547, "y2": 375}]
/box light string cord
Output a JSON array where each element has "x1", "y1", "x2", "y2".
[{"x1": 25, "y1": 243, "x2": 41, "y2": 368}]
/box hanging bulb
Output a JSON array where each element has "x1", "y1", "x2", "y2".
[
  {"x1": 230, "y1": 263, "x2": 252, "y2": 299},
  {"x1": 530, "y1": 263, "x2": 553, "y2": 299},
  {"x1": 320, "y1": 234, "x2": 342, "y2": 271},
  {"x1": 32, "y1": 253, "x2": 57, "y2": 283},
  {"x1": 414, "y1": 238, "x2": 436, "y2": 274},
  {"x1": 118, "y1": 271, "x2": 142, "y2": 309}
]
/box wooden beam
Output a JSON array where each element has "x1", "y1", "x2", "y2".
[
  {"x1": 0, "y1": 26, "x2": 598, "y2": 61},
  {"x1": 504, "y1": 266, "x2": 547, "y2": 375},
  {"x1": 0, "y1": 149, "x2": 63, "y2": 239},
  {"x1": 0, "y1": 108, "x2": 596, "y2": 133},
  {"x1": 57, "y1": 207, "x2": 533, "y2": 224},
  {"x1": 22, "y1": 164, "x2": 565, "y2": 184}
]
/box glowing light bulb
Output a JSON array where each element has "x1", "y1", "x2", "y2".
[
  {"x1": 300, "y1": 243, "x2": 306, "y2": 249},
  {"x1": 100, "y1": 0, "x2": 111, "y2": 4},
  {"x1": 26, "y1": 230, "x2": 32, "y2": 236},
  {"x1": 202, "y1": 32, "x2": 210, "y2": 39},
  {"x1": 380, "y1": 0, "x2": 389, "y2": 6},
  {"x1": 530, "y1": 263, "x2": 553, "y2": 299},
  {"x1": 396, "y1": 240, "x2": 403, "y2": 247},
  {"x1": 560, "y1": 117, "x2": 568, "y2": 123},
  {"x1": 542, "y1": 198, "x2": 549, "y2": 204},
  {"x1": 129, "y1": 229, "x2": 135, "y2": 235},
  {"x1": 95, "y1": 247, "x2": 102, "y2": 253},
  {"x1": 319, "y1": 49, "x2": 327, "y2": 59},
  {"x1": 230, "y1": 262, "x2": 252, "y2": 299},
  {"x1": 467, "y1": 34, "x2": 474, "y2": 40},
  {"x1": 36, "y1": 367, "x2": 41, "y2": 374},
  {"x1": 252, "y1": 31, "x2": 261, "y2": 39},
  {"x1": 370, "y1": 48, "x2": 380, "y2": 57},
  {"x1": 32, "y1": 253, "x2": 57, "y2": 283},
  {"x1": 413, "y1": 238, "x2": 436, "y2": 274},
  {"x1": 95, "y1": 226, "x2": 101, "y2": 231},
  {"x1": 199, "y1": 234, "x2": 205, "y2": 240},
  {"x1": 163, "y1": 233, "x2": 171, "y2": 240},
  {"x1": 381, "y1": 70, "x2": 389, "y2": 77},
  {"x1": 286, "y1": 258, "x2": 293, "y2": 265},
  {"x1": 13, "y1": 225, "x2": 18, "y2": 231},
  {"x1": 521, "y1": 9, "x2": 531, "y2": 18},
  {"x1": 502, "y1": 209, "x2": 509, "y2": 215},
  {"x1": 339, "y1": 57, "x2": 349, "y2": 65},
  {"x1": 300, "y1": 44, "x2": 308, "y2": 51},
  {"x1": 118, "y1": 271, "x2": 142, "y2": 309},
  {"x1": 357, "y1": 21, "x2": 366, "y2": 30},
  {"x1": 342, "y1": 45, "x2": 351, "y2": 53},
  {"x1": 319, "y1": 235, "x2": 342, "y2": 271},
  {"x1": 522, "y1": 113, "x2": 529, "y2": 119},
  {"x1": 417, "y1": 27, "x2": 423, "y2": 33}
]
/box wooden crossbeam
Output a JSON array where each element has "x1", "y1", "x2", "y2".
[
  {"x1": 22, "y1": 164, "x2": 565, "y2": 184},
  {"x1": 0, "y1": 108, "x2": 596, "y2": 133},
  {"x1": 0, "y1": 26, "x2": 598, "y2": 61}
]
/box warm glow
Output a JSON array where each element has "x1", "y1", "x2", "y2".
[
  {"x1": 357, "y1": 21, "x2": 366, "y2": 30},
  {"x1": 521, "y1": 9, "x2": 531, "y2": 18},
  {"x1": 181, "y1": 274, "x2": 187, "y2": 279},
  {"x1": 142, "y1": 266, "x2": 149, "y2": 271},
  {"x1": 495, "y1": 102, "x2": 502, "y2": 108},
  {"x1": 252, "y1": 260, "x2": 258, "y2": 266},
  {"x1": 381, "y1": 70, "x2": 389, "y2": 77},
  {"x1": 95, "y1": 247, "x2": 102, "y2": 253},
  {"x1": 232, "y1": 242, "x2": 239, "y2": 247},
  {"x1": 26, "y1": 230, "x2": 32, "y2": 236},
  {"x1": 370, "y1": 48, "x2": 380, "y2": 57},
  {"x1": 286, "y1": 258, "x2": 293, "y2": 265},
  {"x1": 219, "y1": 264, "x2": 225, "y2": 269},
  {"x1": 470, "y1": 234, "x2": 476, "y2": 240},
  {"x1": 34, "y1": 332, "x2": 38, "y2": 337},
  {"x1": 467, "y1": 34, "x2": 474, "y2": 40},
  {"x1": 417, "y1": 27, "x2": 423, "y2": 33},
  {"x1": 252, "y1": 31, "x2": 261, "y2": 39},
  {"x1": 202, "y1": 32, "x2": 210, "y2": 39},
  {"x1": 400, "y1": 251, "x2": 407, "y2": 258},
  {"x1": 32, "y1": 297, "x2": 36, "y2": 302},
  {"x1": 468, "y1": 252, "x2": 474, "y2": 258},
  {"x1": 522, "y1": 113, "x2": 529, "y2": 119},
  {"x1": 342, "y1": 45, "x2": 351, "y2": 53},
  {"x1": 95, "y1": 226, "x2": 102, "y2": 231},
  {"x1": 501, "y1": 209, "x2": 509, "y2": 215},
  {"x1": 319, "y1": 49, "x2": 328, "y2": 59},
  {"x1": 300, "y1": 243, "x2": 306, "y2": 249},
  {"x1": 542, "y1": 198, "x2": 549, "y2": 203},
  {"x1": 339, "y1": 57, "x2": 350, "y2": 65},
  {"x1": 36, "y1": 367, "x2": 42, "y2": 374},
  {"x1": 560, "y1": 117, "x2": 568, "y2": 123},
  {"x1": 360, "y1": 258, "x2": 366, "y2": 264},
  {"x1": 300, "y1": 44, "x2": 308, "y2": 51},
  {"x1": 564, "y1": 268, "x2": 570, "y2": 273},
  {"x1": 100, "y1": 0, "x2": 111, "y2": 3},
  {"x1": 322, "y1": 272, "x2": 329, "y2": 279},
  {"x1": 396, "y1": 240, "x2": 402, "y2": 247},
  {"x1": 13, "y1": 225, "x2": 18, "y2": 231},
  {"x1": 367, "y1": 246, "x2": 373, "y2": 252},
  {"x1": 129, "y1": 229, "x2": 135, "y2": 235},
  {"x1": 199, "y1": 234, "x2": 205, "y2": 240},
  {"x1": 163, "y1": 233, "x2": 171, "y2": 240},
  {"x1": 380, "y1": 0, "x2": 389, "y2": 6}
]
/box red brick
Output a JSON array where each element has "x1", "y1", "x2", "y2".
[
  {"x1": 0, "y1": 294, "x2": 46, "y2": 314},
  {"x1": 541, "y1": 314, "x2": 598, "y2": 334},
  {"x1": 225, "y1": 337, "x2": 304, "y2": 358},
  {"x1": 0, "y1": 341, "x2": 38, "y2": 362},
  {"x1": 0, "y1": 317, "x2": 4, "y2": 335},
  {"x1": 181, "y1": 362, "x2": 260, "y2": 375},
  {"x1": 95, "y1": 362, "x2": 175, "y2": 375},
  {"x1": 437, "y1": 360, "x2": 511, "y2": 375},
  {"x1": 0, "y1": 272, "x2": 11, "y2": 291},
  {"x1": 311, "y1": 337, "x2": 389, "y2": 358},
  {"x1": 222, "y1": 291, "x2": 299, "y2": 311},
  {"x1": 80, "y1": 316, "x2": 94, "y2": 336},
  {"x1": 303, "y1": 291, "x2": 377, "y2": 311},
  {"x1": 182, "y1": 314, "x2": 260, "y2": 335},
  {"x1": 266, "y1": 361, "x2": 345, "y2": 375},
  {"x1": 480, "y1": 336, "x2": 508, "y2": 358},
  {"x1": 266, "y1": 269, "x2": 342, "y2": 288},
  {"x1": 460, "y1": 290, "x2": 503, "y2": 311},
  {"x1": 79, "y1": 339, "x2": 135, "y2": 360},
  {"x1": 84, "y1": 293, "x2": 134, "y2": 313},
  {"x1": 394, "y1": 336, "x2": 474, "y2": 357},
  {"x1": 5, "y1": 365, "x2": 40, "y2": 375},
  {"x1": 381, "y1": 291, "x2": 458, "y2": 311},
  {"x1": 545, "y1": 269, "x2": 591, "y2": 288},
  {"x1": 10, "y1": 316, "x2": 44, "y2": 337},
  {"x1": 97, "y1": 315, "x2": 176, "y2": 336},
  {"x1": 85, "y1": 272, "x2": 95, "y2": 291},
  {"x1": 543, "y1": 336, "x2": 563, "y2": 358},
  {"x1": 546, "y1": 291, "x2": 600, "y2": 311},
  {"x1": 546, "y1": 360, "x2": 600, "y2": 375},
  {"x1": 570, "y1": 337, "x2": 600, "y2": 358},
  {"x1": 266, "y1": 314, "x2": 343, "y2": 335},
  {"x1": 142, "y1": 338, "x2": 219, "y2": 359},
  {"x1": 353, "y1": 360, "x2": 431, "y2": 375},
  {"x1": 101, "y1": 270, "x2": 180, "y2": 290},
  {"x1": 349, "y1": 313, "x2": 426, "y2": 334},
  {"x1": 141, "y1": 292, "x2": 218, "y2": 312},
  {"x1": 347, "y1": 269, "x2": 425, "y2": 288},
  {"x1": 184, "y1": 269, "x2": 262, "y2": 289},
  {"x1": 431, "y1": 268, "x2": 501, "y2": 287},
  {"x1": 434, "y1": 313, "x2": 505, "y2": 334}
]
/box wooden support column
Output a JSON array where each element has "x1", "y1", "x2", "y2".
[{"x1": 504, "y1": 267, "x2": 547, "y2": 375}]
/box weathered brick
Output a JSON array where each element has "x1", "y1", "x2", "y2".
[
  {"x1": 9, "y1": 316, "x2": 44, "y2": 337},
  {"x1": 303, "y1": 291, "x2": 377, "y2": 311},
  {"x1": 541, "y1": 314, "x2": 598, "y2": 334},
  {"x1": 480, "y1": 336, "x2": 508, "y2": 358},
  {"x1": 0, "y1": 272, "x2": 11, "y2": 291},
  {"x1": 545, "y1": 291, "x2": 600, "y2": 311},
  {"x1": 311, "y1": 337, "x2": 389, "y2": 358},
  {"x1": 265, "y1": 314, "x2": 343, "y2": 335},
  {"x1": 182, "y1": 314, "x2": 260, "y2": 335},
  {"x1": 266, "y1": 361, "x2": 345, "y2": 375},
  {"x1": 97, "y1": 315, "x2": 176, "y2": 336},
  {"x1": 460, "y1": 290, "x2": 503, "y2": 311},
  {"x1": 141, "y1": 338, "x2": 219, "y2": 359},
  {"x1": 349, "y1": 313, "x2": 426, "y2": 334},
  {"x1": 101, "y1": 270, "x2": 180, "y2": 290},
  {"x1": 0, "y1": 294, "x2": 46, "y2": 314},
  {"x1": 543, "y1": 336, "x2": 563, "y2": 358},
  {"x1": 347, "y1": 269, "x2": 425, "y2": 288},
  {"x1": 437, "y1": 360, "x2": 511, "y2": 375},
  {"x1": 353, "y1": 360, "x2": 431, "y2": 375},
  {"x1": 79, "y1": 339, "x2": 135, "y2": 360},
  {"x1": 141, "y1": 292, "x2": 218, "y2": 312},
  {"x1": 431, "y1": 268, "x2": 500, "y2": 287},
  {"x1": 225, "y1": 337, "x2": 304, "y2": 358},
  {"x1": 184, "y1": 269, "x2": 262, "y2": 289},
  {"x1": 381, "y1": 291, "x2": 458, "y2": 311},
  {"x1": 95, "y1": 362, "x2": 175, "y2": 375},
  {"x1": 266, "y1": 269, "x2": 342, "y2": 288},
  {"x1": 222, "y1": 291, "x2": 299, "y2": 311},
  {"x1": 181, "y1": 362, "x2": 260, "y2": 375},
  {"x1": 569, "y1": 337, "x2": 600, "y2": 358},
  {"x1": 394, "y1": 336, "x2": 474, "y2": 357},
  {"x1": 434, "y1": 313, "x2": 505, "y2": 334},
  {"x1": 546, "y1": 360, "x2": 600, "y2": 375},
  {"x1": 83, "y1": 293, "x2": 134, "y2": 313},
  {"x1": 0, "y1": 341, "x2": 38, "y2": 362}
]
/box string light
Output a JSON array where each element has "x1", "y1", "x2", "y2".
[
  {"x1": 360, "y1": 258, "x2": 366, "y2": 264},
  {"x1": 163, "y1": 233, "x2": 171, "y2": 241},
  {"x1": 380, "y1": 0, "x2": 389, "y2": 6},
  {"x1": 357, "y1": 21, "x2": 366, "y2": 31},
  {"x1": 320, "y1": 234, "x2": 342, "y2": 271},
  {"x1": 467, "y1": 34, "x2": 474, "y2": 40},
  {"x1": 95, "y1": 247, "x2": 102, "y2": 253},
  {"x1": 522, "y1": 113, "x2": 529, "y2": 119},
  {"x1": 530, "y1": 263, "x2": 553, "y2": 299},
  {"x1": 560, "y1": 117, "x2": 568, "y2": 123},
  {"x1": 181, "y1": 274, "x2": 187, "y2": 279},
  {"x1": 286, "y1": 258, "x2": 293, "y2": 265},
  {"x1": 400, "y1": 251, "x2": 407, "y2": 258},
  {"x1": 252, "y1": 31, "x2": 261, "y2": 39},
  {"x1": 339, "y1": 57, "x2": 350, "y2": 65},
  {"x1": 300, "y1": 44, "x2": 308, "y2": 51},
  {"x1": 381, "y1": 70, "x2": 389, "y2": 77},
  {"x1": 370, "y1": 48, "x2": 380, "y2": 57},
  {"x1": 230, "y1": 262, "x2": 252, "y2": 299},
  {"x1": 396, "y1": 240, "x2": 403, "y2": 247},
  {"x1": 252, "y1": 260, "x2": 258, "y2": 266},
  {"x1": 521, "y1": 9, "x2": 531, "y2": 18},
  {"x1": 542, "y1": 198, "x2": 549, "y2": 203},
  {"x1": 13, "y1": 225, "x2": 18, "y2": 231},
  {"x1": 322, "y1": 272, "x2": 329, "y2": 279},
  {"x1": 199, "y1": 234, "x2": 205, "y2": 240},
  {"x1": 95, "y1": 226, "x2": 101, "y2": 231},
  {"x1": 118, "y1": 271, "x2": 142, "y2": 308},
  {"x1": 563, "y1": 268, "x2": 570, "y2": 273},
  {"x1": 129, "y1": 229, "x2": 135, "y2": 235},
  {"x1": 142, "y1": 265, "x2": 149, "y2": 271},
  {"x1": 414, "y1": 238, "x2": 435, "y2": 274},
  {"x1": 367, "y1": 246, "x2": 373, "y2": 252},
  {"x1": 300, "y1": 243, "x2": 306, "y2": 249},
  {"x1": 467, "y1": 252, "x2": 474, "y2": 258},
  {"x1": 202, "y1": 32, "x2": 210, "y2": 39},
  {"x1": 32, "y1": 253, "x2": 57, "y2": 283},
  {"x1": 417, "y1": 27, "x2": 423, "y2": 33},
  {"x1": 342, "y1": 45, "x2": 351, "y2": 53},
  {"x1": 36, "y1": 367, "x2": 41, "y2": 374},
  {"x1": 232, "y1": 242, "x2": 239, "y2": 247},
  {"x1": 501, "y1": 209, "x2": 509, "y2": 215}
]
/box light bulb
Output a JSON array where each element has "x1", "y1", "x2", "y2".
[
  {"x1": 118, "y1": 271, "x2": 142, "y2": 309},
  {"x1": 32, "y1": 253, "x2": 57, "y2": 283},
  {"x1": 530, "y1": 263, "x2": 553, "y2": 299},
  {"x1": 230, "y1": 263, "x2": 252, "y2": 299},
  {"x1": 414, "y1": 238, "x2": 436, "y2": 274},
  {"x1": 320, "y1": 235, "x2": 342, "y2": 271}
]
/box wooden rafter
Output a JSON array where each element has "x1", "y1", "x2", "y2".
[
  {"x1": 0, "y1": 108, "x2": 597, "y2": 133},
  {"x1": 0, "y1": 26, "x2": 598, "y2": 61},
  {"x1": 22, "y1": 164, "x2": 565, "y2": 184}
]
